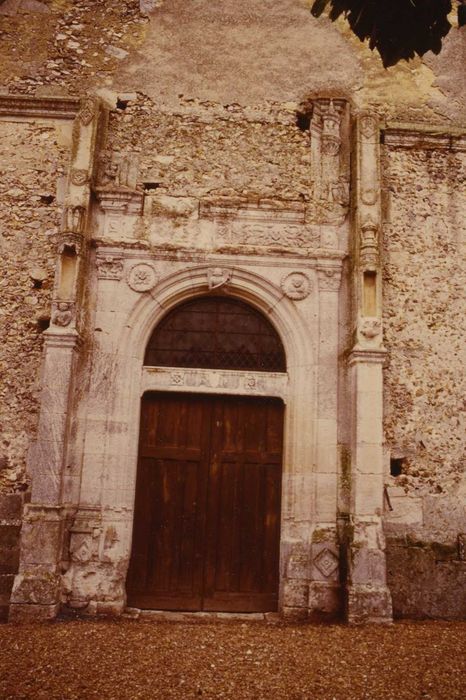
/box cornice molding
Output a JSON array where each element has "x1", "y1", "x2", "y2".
[{"x1": 0, "y1": 94, "x2": 80, "y2": 120}]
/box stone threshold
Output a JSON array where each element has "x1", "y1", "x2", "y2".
[{"x1": 123, "y1": 608, "x2": 281, "y2": 624}]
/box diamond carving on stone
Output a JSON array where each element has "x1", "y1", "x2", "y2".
[
  {"x1": 281, "y1": 272, "x2": 311, "y2": 300},
  {"x1": 127, "y1": 262, "x2": 158, "y2": 292},
  {"x1": 360, "y1": 114, "x2": 377, "y2": 139},
  {"x1": 78, "y1": 96, "x2": 97, "y2": 126},
  {"x1": 314, "y1": 548, "x2": 339, "y2": 578}
]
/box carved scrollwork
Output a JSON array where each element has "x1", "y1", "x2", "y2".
[
  {"x1": 281, "y1": 272, "x2": 312, "y2": 300},
  {"x1": 207, "y1": 267, "x2": 231, "y2": 290},
  {"x1": 96, "y1": 255, "x2": 124, "y2": 281},
  {"x1": 126, "y1": 262, "x2": 158, "y2": 292}
]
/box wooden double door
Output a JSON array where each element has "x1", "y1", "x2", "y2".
[{"x1": 127, "y1": 392, "x2": 284, "y2": 612}]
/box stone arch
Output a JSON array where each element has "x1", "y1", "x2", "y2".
[{"x1": 119, "y1": 265, "x2": 313, "y2": 373}]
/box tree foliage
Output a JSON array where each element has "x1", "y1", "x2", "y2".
[{"x1": 310, "y1": 0, "x2": 465, "y2": 67}]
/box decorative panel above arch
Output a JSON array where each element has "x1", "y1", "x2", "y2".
[{"x1": 144, "y1": 296, "x2": 286, "y2": 372}]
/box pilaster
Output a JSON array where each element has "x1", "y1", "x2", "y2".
[
  {"x1": 9, "y1": 95, "x2": 105, "y2": 622},
  {"x1": 308, "y1": 261, "x2": 343, "y2": 620},
  {"x1": 345, "y1": 113, "x2": 393, "y2": 624}
]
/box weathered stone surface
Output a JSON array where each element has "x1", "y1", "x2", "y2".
[
  {"x1": 0, "y1": 0, "x2": 464, "y2": 623},
  {"x1": 386, "y1": 539, "x2": 466, "y2": 620}
]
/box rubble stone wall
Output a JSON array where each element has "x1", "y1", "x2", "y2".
[
  {"x1": 382, "y1": 144, "x2": 466, "y2": 618},
  {"x1": 0, "y1": 118, "x2": 71, "y2": 615}
]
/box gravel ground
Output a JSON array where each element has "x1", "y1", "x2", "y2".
[{"x1": 0, "y1": 619, "x2": 465, "y2": 700}]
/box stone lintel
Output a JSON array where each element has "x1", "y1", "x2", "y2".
[{"x1": 383, "y1": 123, "x2": 466, "y2": 152}]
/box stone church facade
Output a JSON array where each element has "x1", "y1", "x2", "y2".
[{"x1": 0, "y1": 1, "x2": 464, "y2": 623}]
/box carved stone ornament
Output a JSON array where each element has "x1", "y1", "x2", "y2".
[
  {"x1": 360, "y1": 218, "x2": 379, "y2": 269},
  {"x1": 62, "y1": 205, "x2": 86, "y2": 235},
  {"x1": 127, "y1": 262, "x2": 158, "y2": 292},
  {"x1": 55, "y1": 232, "x2": 83, "y2": 255},
  {"x1": 96, "y1": 152, "x2": 139, "y2": 190},
  {"x1": 96, "y1": 255, "x2": 124, "y2": 281},
  {"x1": 281, "y1": 272, "x2": 311, "y2": 300},
  {"x1": 317, "y1": 267, "x2": 341, "y2": 291},
  {"x1": 78, "y1": 96, "x2": 98, "y2": 126},
  {"x1": 314, "y1": 548, "x2": 339, "y2": 578},
  {"x1": 320, "y1": 101, "x2": 343, "y2": 155},
  {"x1": 207, "y1": 267, "x2": 231, "y2": 290},
  {"x1": 360, "y1": 114, "x2": 378, "y2": 140},
  {"x1": 51, "y1": 301, "x2": 74, "y2": 327},
  {"x1": 70, "y1": 169, "x2": 88, "y2": 187},
  {"x1": 360, "y1": 317, "x2": 382, "y2": 339}
]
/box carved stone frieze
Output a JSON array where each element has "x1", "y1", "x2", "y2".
[
  {"x1": 207, "y1": 267, "x2": 231, "y2": 290},
  {"x1": 143, "y1": 367, "x2": 288, "y2": 399},
  {"x1": 126, "y1": 262, "x2": 158, "y2": 292},
  {"x1": 69, "y1": 507, "x2": 102, "y2": 564},
  {"x1": 281, "y1": 272, "x2": 312, "y2": 300},
  {"x1": 51, "y1": 301, "x2": 75, "y2": 328},
  {"x1": 230, "y1": 222, "x2": 319, "y2": 249},
  {"x1": 96, "y1": 255, "x2": 125, "y2": 281}
]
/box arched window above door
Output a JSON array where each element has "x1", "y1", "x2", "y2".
[{"x1": 144, "y1": 296, "x2": 286, "y2": 372}]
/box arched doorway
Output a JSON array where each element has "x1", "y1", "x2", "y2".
[{"x1": 126, "y1": 296, "x2": 287, "y2": 612}]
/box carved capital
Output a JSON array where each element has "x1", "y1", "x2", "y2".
[
  {"x1": 317, "y1": 266, "x2": 341, "y2": 291},
  {"x1": 96, "y1": 255, "x2": 125, "y2": 281},
  {"x1": 54, "y1": 231, "x2": 84, "y2": 255}
]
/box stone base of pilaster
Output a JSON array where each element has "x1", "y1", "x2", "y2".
[
  {"x1": 308, "y1": 581, "x2": 342, "y2": 621},
  {"x1": 346, "y1": 583, "x2": 393, "y2": 625},
  {"x1": 9, "y1": 571, "x2": 62, "y2": 622}
]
